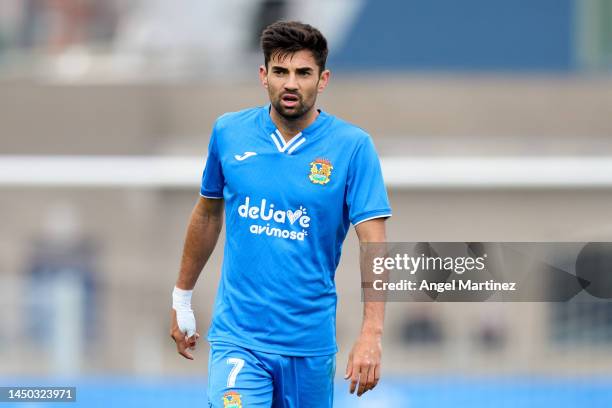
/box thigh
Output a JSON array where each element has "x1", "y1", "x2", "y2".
[
  {"x1": 271, "y1": 354, "x2": 335, "y2": 408},
  {"x1": 207, "y1": 341, "x2": 274, "y2": 408}
]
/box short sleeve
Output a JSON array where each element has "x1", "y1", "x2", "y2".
[
  {"x1": 346, "y1": 135, "x2": 392, "y2": 225},
  {"x1": 200, "y1": 122, "x2": 225, "y2": 198}
]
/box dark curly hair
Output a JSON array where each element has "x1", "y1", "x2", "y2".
[{"x1": 260, "y1": 21, "x2": 328, "y2": 74}]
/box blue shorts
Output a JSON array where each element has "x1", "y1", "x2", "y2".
[{"x1": 207, "y1": 341, "x2": 335, "y2": 408}]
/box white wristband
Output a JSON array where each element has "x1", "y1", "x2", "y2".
[{"x1": 172, "y1": 286, "x2": 196, "y2": 338}]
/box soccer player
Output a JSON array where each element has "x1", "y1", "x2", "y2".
[{"x1": 170, "y1": 21, "x2": 392, "y2": 407}]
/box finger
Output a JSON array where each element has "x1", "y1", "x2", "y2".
[
  {"x1": 364, "y1": 361, "x2": 377, "y2": 393},
  {"x1": 186, "y1": 333, "x2": 199, "y2": 350},
  {"x1": 374, "y1": 363, "x2": 381, "y2": 385},
  {"x1": 178, "y1": 349, "x2": 194, "y2": 360},
  {"x1": 176, "y1": 341, "x2": 194, "y2": 360},
  {"x1": 349, "y1": 363, "x2": 360, "y2": 394},
  {"x1": 349, "y1": 374, "x2": 359, "y2": 394},
  {"x1": 357, "y1": 364, "x2": 370, "y2": 396},
  {"x1": 344, "y1": 352, "x2": 353, "y2": 379}
]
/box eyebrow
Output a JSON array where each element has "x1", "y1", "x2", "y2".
[{"x1": 270, "y1": 66, "x2": 314, "y2": 73}]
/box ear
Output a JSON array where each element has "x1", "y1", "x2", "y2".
[
  {"x1": 317, "y1": 69, "x2": 330, "y2": 94},
  {"x1": 259, "y1": 65, "x2": 268, "y2": 89}
]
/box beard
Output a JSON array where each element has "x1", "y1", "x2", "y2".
[{"x1": 270, "y1": 93, "x2": 314, "y2": 120}]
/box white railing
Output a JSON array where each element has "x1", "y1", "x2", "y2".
[{"x1": 1, "y1": 155, "x2": 612, "y2": 189}]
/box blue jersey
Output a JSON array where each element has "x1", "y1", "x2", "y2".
[{"x1": 201, "y1": 105, "x2": 391, "y2": 356}]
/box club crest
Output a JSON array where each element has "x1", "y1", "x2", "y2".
[
  {"x1": 309, "y1": 158, "x2": 333, "y2": 185},
  {"x1": 222, "y1": 390, "x2": 242, "y2": 408}
]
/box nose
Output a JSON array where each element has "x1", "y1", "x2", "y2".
[{"x1": 284, "y1": 73, "x2": 298, "y2": 91}]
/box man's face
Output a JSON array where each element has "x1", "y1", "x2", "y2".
[{"x1": 259, "y1": 49, "x2": 330, "y2": 120}]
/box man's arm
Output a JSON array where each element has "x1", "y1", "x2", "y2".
[
  {"x1": 345, "y1": 218, "x2": 387, "y2": 396},
  {"x1": 170, "y1": 196, "x2": 224, "y2": 360}
]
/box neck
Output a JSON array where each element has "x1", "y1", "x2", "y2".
[{"x1": 270, "y1": 105, "x2": 319, "y2": 142}]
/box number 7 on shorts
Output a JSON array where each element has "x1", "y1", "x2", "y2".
[{"x1": 226, "y1": 358, "x2": 244, "y2": 388}]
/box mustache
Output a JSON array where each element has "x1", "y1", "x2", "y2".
[{"x1": 281, "y1": 92, "x2": 301, "y2": 99}]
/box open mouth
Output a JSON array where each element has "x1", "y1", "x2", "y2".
[{"x1": 281, "y1": 94, "x2": 300, "y2": 108}]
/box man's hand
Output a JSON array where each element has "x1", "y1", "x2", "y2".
[
  {"x1": 170, "y1": 309, "x2": 200, "y2": 360},
  {"x1": 344, "y1": 331, "x2": 382, "y2": 396}
]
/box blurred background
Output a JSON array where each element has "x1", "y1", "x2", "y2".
[{"x1": 1, "y1": 0, "x2": 612, "y2": 406}]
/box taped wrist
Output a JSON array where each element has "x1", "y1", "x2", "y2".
[
  {"x1": 172, "y1": 286, "x2": 193, "y2": 311},
  {"x1": 172, "y1": 286, "x2": 196, "y2": 338}
]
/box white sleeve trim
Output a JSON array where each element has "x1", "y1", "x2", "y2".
[
  {"x1": 199, "y1": 192, "x2": 223, "y2": 199},
  {"x1": 353, "y1": 213, "x2": 392, "y2": 226}
]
